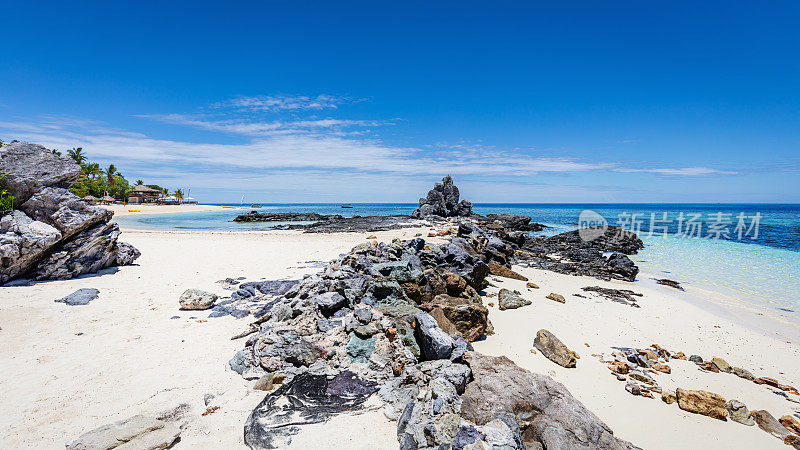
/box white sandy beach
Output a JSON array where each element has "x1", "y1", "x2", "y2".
[
  {"x1": 104, "y1": 203, "x2": 226, "y2": 217},
  {"x1": 1, "y1": 224, "x2": 799, "y2": 449}
]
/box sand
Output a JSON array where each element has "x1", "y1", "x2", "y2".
[
  {"x1": 103, "y1": 203, "x2": 226, "y2": 217},
  {"x1": 1, "y1": 224, "x2": 799, "y2": 449}
]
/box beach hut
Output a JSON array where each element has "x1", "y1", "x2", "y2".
[
  {"x1": 82, "y1": 195, "x2": 100, "y2": 204},
  {"x1": 183, "y1": 195, "x2": 198, "y2": 205},
  {"x1": 128, "y1": 185, "x2": 161, "y2": 204},
  {"x1": 99, "y1": 195, "x2": 115, "y2": 205}
]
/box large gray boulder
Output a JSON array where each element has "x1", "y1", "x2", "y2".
[
  {"x1": 460, "y1": 352, "x2": 638, "y2": 449},
  {"x1": 412, "y1": 176, "x2": 473, "y2": 218},
  {"x1": 0, "y1": 211, "x2": 62, "y2": 283},
  {"x1": 0, "y1": 141, "x2": 81, "y2": 204},
  {"x1": 0, "y1": 142, "x2": 140, "y2": 284}
]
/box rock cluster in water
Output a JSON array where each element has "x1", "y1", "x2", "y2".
[
  {"x1": 412, "y1": 176, "x2": 474, "y2": 218},
  {"x1": 227, "y1": 217, "x2": 638, "y2": 449},
  {"x1": 0, "y1": 142, "x2": 139, "y2": 284}
]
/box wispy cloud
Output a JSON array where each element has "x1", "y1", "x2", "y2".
[
  {"x1": 137, "y1": 114, "x2": 391, "y2": 137},
  {"x1": 615, "y1": 167, "x2": 738, "y2": 176},
  {"x1": 210, "y1": 94, "x2": 363, "y2": 112}
]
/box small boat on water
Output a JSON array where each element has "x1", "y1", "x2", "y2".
[
  {"x1": 251, "y1": 204, "x2": 263, "y2": 208},
  {"x1": 341, "y1": 204, "x2": 354, "y2": 209}
]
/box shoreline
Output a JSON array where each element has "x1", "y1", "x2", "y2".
[{"x1": 104, "y1": 203, "x2": 226, "y2": 217}]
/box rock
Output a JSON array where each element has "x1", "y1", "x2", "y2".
[
  {"x1": 688, "y1": 355, "x2": 703, "y2": 363},
  {"x1": 655, "y1": 278, "x2": 684, "y2": 290},
  {"x1": 0, "y1": 141, "x2": 81, "y2": 203},
  {"x1": 711, "y1": 357, "x2": 732, "y2": 373},
  {"x1": 420, "y1": 295, "x2": 488, "y2": 341},
  {"x1": 661, "y1": 390, "x2": 677, "y2": 404},
  {"x1": 732, "y1": 366, "x2": 755, "y2": 381},
  {"x1": 545, "y1": 293, "x2": 566, "y2": 304},
  {"x1": 55, "y1": 288, "x2": 99, "y2": 306},
  {"x1": 233, "y1": 211, "x2": 343, "y2": 222},
  {"x1": 498, "y1": 289, "x2": 531, "y2": 310},
  {"x1": 625, "y1": 382, "x2": 652, "y2": 398},
  {"x1": 526, "y1": 282, "x2": 539, "y2": 289},
  {"x1": 460, "y1": 352, "x2": 636, "y2": 449},
  {"x1": 179, "y1": 288, "x2": 218, "y2": 310},
  {"x1": 754, "y1": 377, "x2": 799, "y2": 393},
  {"x1": 652, "y1": 363, "x2": 671, "y2": 374},
  {"x1": 65, "y1": 414, "x2": 180, "y2": 450},
  {"x1": 444, "y1": 272, "x2": 467, "y2": 295},
  {"x1": 314, "y1": 291, "x2": 347, "y2": 315},
  {"x1": 533, "y1": 329, "x2": 576, "y2": 368},
  {"x1": 581, "y1": 286, "x2": 643, "y2": 307},
  {"x1": 629, "y1": 372, "x2": 655, "y2": 385},
  {"x1": 726, "y1": 400, "x2": 755, "y2": 426},
  {"x1": 0, "y1": 142, "x2": 139, "y2": 284},
  {"x1": 488, "y1": 262, "x2": 528, "y2": 281},
  {"x1": 346, "y1": 333, "x2": 377, "y2": 363},
  {"x1": 254, "y1": 373, "x2": 286, "y2": 391},
  {"x1": 411, "y1": 176, "x2": 473, "y2": 218},
  {"x1": 752, "y1": 410, "x2": 792, "y2": 439},
  {"x1": 787, "y1": 434, "x2": 800, "y2": 449},
  {"x1": 609, "y1": 361, "x2": 630, "y2": 374},
  {"x1": 244, "y1": 372, "x2": 378, "y2": 449},
  {"x1": 672, "y1": 352, "x2": 687, "y2": 360},
  {"x1": 676, "y1": 388, "x2": 727, "y2": 421},
  {"x1": 414, "y1": 312, "x2": 456, "y2": 360},
  {"x1": 353, "y1": 323, "x2": 379, "y2": 338},
  {"x1": 780, "y1": 415, "x2": 800, "y2": 436},
  {"x1": 698, "y1": 361, "x2": 719, "y2": 373}
]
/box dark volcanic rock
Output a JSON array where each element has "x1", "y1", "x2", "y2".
[
  {"x1": 0, "y1": 142, "x2": 139, "y2": 284},
  {"x1": 234, "y1": 211, "x2": 343, "y2": 223},
  {"x1": 412, "y1": 176, "x2": 473, "y2": 218},
  {"x1": 655, "y1": 278, "x2": 684, "y2": 290},
  {"x1": 582, "y1": 286, "x2": 643, "y2": 307},
  {"x1": 478, "y1": 214, "x2": 545, "y2": 232},
  {"x1": 276, "y1": 215, "x2": 422, "y2": 233},
  {"x1": 244, "y1": 372, "x2": 378, "y2": 449}
]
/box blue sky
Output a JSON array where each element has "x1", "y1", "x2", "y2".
[{"x1": 1, "y1": 1, "x2": 798, "y2": 203}]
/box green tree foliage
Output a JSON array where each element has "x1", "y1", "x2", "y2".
[
  {"x1": 67, "y1": 147, "x2": 87, "y2": 165},
  {"x1": 173, "y1": 189, "x2": 184, "y2": 200},
  {"x1": 68, "y1": 151, "x2": 132, "y2": 200},
  {"x1": 0, "y1": 171, "x2": 15, "y2": 211}
]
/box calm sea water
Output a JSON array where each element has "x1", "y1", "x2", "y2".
[{"x1": 114, "y1": 203, "x2": 800, "y2": 321}]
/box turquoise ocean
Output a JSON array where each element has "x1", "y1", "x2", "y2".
[{"x1": 114, "y1": 203, "x2": 800, "y2": 328}]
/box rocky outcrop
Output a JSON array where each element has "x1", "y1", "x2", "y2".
[
  {"x1": 226, "y1": 222, "x2": 637, "y2": 449},
  {"x1": 460, "y1": 352, "x2": 637, "y2": 449},
  {"x1": 234, "y1": 211, "x2": 343, "y2": 222},
  {"x1": 412, "y1": 176, "x2": 473, "y2": 218},
  {"x1": 0, "y1": 142, "x2": 139, "y2": 284}
]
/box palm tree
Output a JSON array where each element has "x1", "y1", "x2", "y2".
[
  {"x1": 161, "y1": 187, "x2": 168, "y2": 195},
  {"x1": 67, "y1": 147, "x2": 87, "y2": 165},
  {"x1": 136, "y1": 179, "x2": 144, "y2": 186},
  {"x1": 84, "y1": 163, "x2": 102, "y2": 180},
  {"x1": 105, "y1": 164, "x2": 117, "y2": 186},
  {"x1": 173, "y1": 189, "x2": 184, "y2": 200},
  {"x1": 51, "y1": 149, "x2": 62, "y2": 156}
]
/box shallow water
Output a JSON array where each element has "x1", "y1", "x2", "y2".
[{"x1": 114, "y1": 203, "x2": 800, "y2": 324}]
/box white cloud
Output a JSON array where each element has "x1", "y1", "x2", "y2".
[{"x1": 210, "y1": 94, "x2": 362, "y2": 112}]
